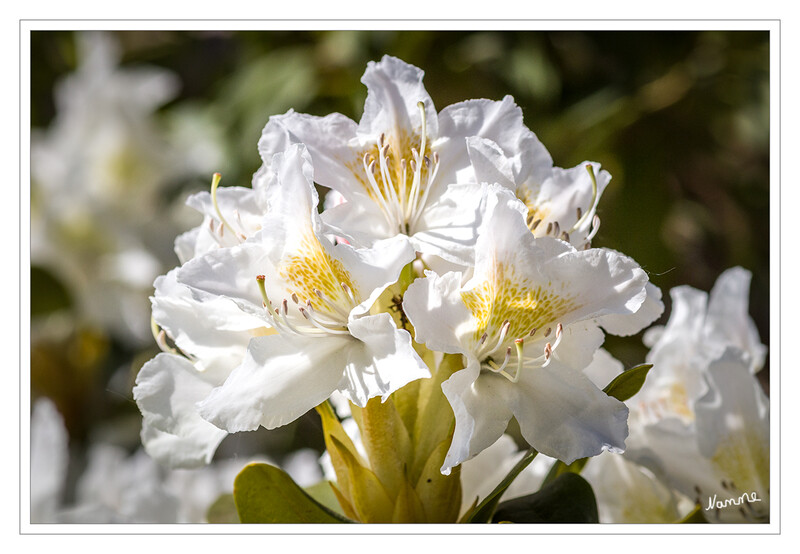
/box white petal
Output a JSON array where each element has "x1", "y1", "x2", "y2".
[
  {"x1": 624, "y1": 418, "x2": 732, "y2": 515},
  {"x1": 152, "y1": 269, "x2": 259, "y2": 375},
  {"x1": 437, "y1": 95, "x2": 552, "y2": 186},
  {"x1": 198, "y1": 334, "x2": 350, "y2": 432},
  {"x1": 458, "y1": 435, "x2": 545, "y2": 514},
  {"x1": 359, "y1": 55, "x2": 438, "y2": 141},
  {"x1": 464, "y1": 136, "x2": 517, "y2": 190},
  {"x1": 341, "y1": 312, "x2": 431, "y2": 406},
  {"x1": 133, "y1": 353, "x2": 228, "y2": 468},
  {"x1": 333, "y1": 234, "x2": 417, "y2": 317},
  {"x1": 705, "y1": 267, "x2": 767, "y2": 373},
  {"x1": 510, "y1": 358, "x2": 629, "y2": 464},
  {"x1": 320, "y1": 195, "x2": 396, "y2": 246},
  {"x1": 440, "y1": 359, "x2": 514, "y2": 474},
  {"x1": 403, "y1": 270, "x2": 474, "y2": 355},
  {"x1": 582, "y1": 347, "x2": 625, "y2": 390},
  {"x1": 176, "y1": 241, "x2": 274, "y2": 325},
  {"x1": 30, "y1": 398, "x2": 69, "y2": 522},
  {"x1": 582, "y1": 451, "x2": 684, "y2": 523},
  {"x1": 596, "y1": 281, "x2": 665, "y2": 337},
  {"x1": 411, "y1": 182, "x2": 494, "y2": 266},
  {"x1": 469, "y1": 187, "x2": 649, "y2": 330},
  {"x1": 257, "y1": 109, "x2": 360, "y2": 197},
  {"x1": 694, "y1": 349, "x2": 769, "y2": 511}
]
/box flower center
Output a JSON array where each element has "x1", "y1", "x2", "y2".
[
  {"x1": 356, "y1": 101, "x2": 440, "y2": 235},
  {"x1": 518, "y1": 165, "x2": 603, "y2": 249},
  {"x1": 461, "y1": 262, "x2": 575, "y2": 382},
  {"x1": 254, "y1": 234, "x2": 360, "y2": 338}
]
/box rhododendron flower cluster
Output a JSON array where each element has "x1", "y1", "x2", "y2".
[{"x1": 132, "y1": 55, "x2": 767, "y2": 524}]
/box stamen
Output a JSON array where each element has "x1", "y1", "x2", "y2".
[
  {"x1": 542, "y1": 343, "x2": 553, "y2": 366},
  {"x1": 492, "y1": 346, "x2": 512, "y2": 373},
  {"x1": 210, "y1": 173, "x2": 237, "y2": 239},
  {"x1": 531, "y1": 218, "x2": 542, "y2": 231},
  {"x1": 256, "y1": 275, "x2": 271, "y2": 308},
  {"x1": 568, "y1": 164, "x2": 601, "y2": 235},
  {"x1": 340, "y1": 282, "x2": 357, "y2": 307},
  {"x1": 299, "y1": 305, "x2": 350, "y2": 335},
  {"x1": 560, "y1": 231, "x2": 570, "y2": 243},
  {"x1": 485, "y1": 320, "x2": 511, "y2": 356},
  {"x1": 313, "y1": 288, "x2": 352, "y2": 319},
  {"x1": 586, "y1": 214, "x2": 601, "y2": 241},
  {"x1": 156, "y1": 330, "x2": 176, "y2": 354}
]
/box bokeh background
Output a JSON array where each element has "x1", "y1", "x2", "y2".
[{"x1": 28, "y1": 29, "x2": 770, "y2": 520}]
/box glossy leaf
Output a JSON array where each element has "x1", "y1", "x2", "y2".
[
  {"x1": 602, "y1": 363, "x2": 653, "y2": 402},
  {"x1": 233, "y1": 462, "x2": 353, "y2": 523},
  {"x1": 541, "y1": 456, "x2": 590, "y2": 487},
  {"x1": 492, "y1": 472, "x2": 599, "y2": 523},
  {"x1": 206, "y1": 493, "x2": 239, "y2": 523}
]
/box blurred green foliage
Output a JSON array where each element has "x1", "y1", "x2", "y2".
[{"x1": 30, "y1": 30, "x2": 770, "y2": 462}]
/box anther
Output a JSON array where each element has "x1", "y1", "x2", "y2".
[
  {"x1": 552, "y1": 221, "x2": 560, "y2": 238},
  {"x1": 544, "y1": 327, "x2": 552, "y2": 338},
  {"x1": 560, "y1": 231, "x2": 570, "y2": 243},
  {"x1": 544, "y1": 343, "x2": 553, "y2": 360},
  {"x1": 529, "y1": 327, "x2": 537, "y2": 337},
  {"x1": 531, "y1": 218, "x2": 542, "y2": 230},
  {"x1": 576, "y1": 206, "x2": 583, "y2": 220},
  {"x1": 546, "y1": 222, "x2": 553, "y2": 235},
  {"x1": 480, "y1": 332, "x2": 489, "y2": 345},
  {"x1": 291, "y1": 292, "x2": 299, "y2": 304},
  {"x1": 341, "y1": 282, "x2": 356, "y2": 305}
]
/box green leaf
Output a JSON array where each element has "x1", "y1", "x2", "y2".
[
  {"x1": 206, "y1": 493, "x2": 239, "y2": 523},
  {"x1": 676, "y1": 504, "x2": 708, "y2": 523},
  {"x1": 327, "y1": 435, "x2": 394, "y2": 523},
  {"x1": 541, "y1": 456, "x2": 590, "y2": 487},
  {"x1": 492, "y1": 472, "x2": 599, "y2": 523},
  {"x1": 603, "y1": 363, "x2": 653, "y2": 402},
  {"x1": 304, "y1": 481, "x2": 344, "y2": 515},
  {"x1": 414, "y1": 439, "x2": 462, "y2": 523},
  {"x1": 233, "y1": 463, "x2": 353, "y2": 523},
  {"x1": 467, "y1": 448, "x2": 538, "y2": 523}
]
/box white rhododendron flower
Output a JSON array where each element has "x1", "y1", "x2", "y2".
[
  {"x1": 617, "y1": 268, "x2": 769, "y2": 522},
  {"x1": 635, "y1": 267, "x2": 767, "y2": 426},
  {"x1": 168, "y1": 144, "x2": 429, "y2": 434},
  {"x1": 626, "y1": 349, "x2": 769, "y2": 523},
  {"x1": 465, "y1": 135, "x2": 607, "y2": 249},
  {"x1": 256, "y1": 55, "x2": 554, "y2": 266},
  {"x1": 404, "y1": 186, "x2": 659, "y2": 473}
]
